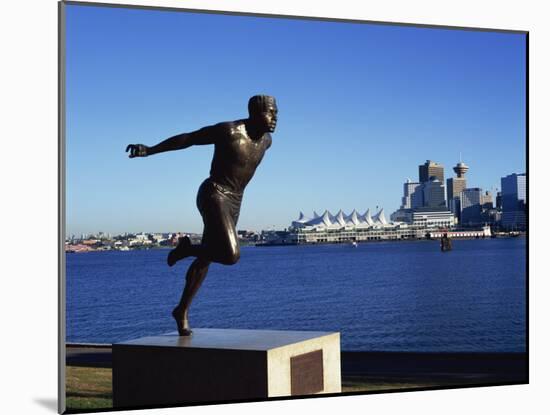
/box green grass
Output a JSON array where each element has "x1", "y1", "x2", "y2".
[
  {"x1": 341, "y1": 375, "x2": 494, "y2": 393},
  {"x1": 65, "y1": 365, "x2": 483, "y2": 410},
  {"x1": 66, "y1": 366, "x2": 112, "y2": 410},
  {"x1": 343, "y1": 377, "x2": 447, "y2": 392}
]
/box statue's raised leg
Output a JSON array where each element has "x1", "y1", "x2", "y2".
[{"x1": 167, "y1": 236, "x2": 193, "y2": 266}]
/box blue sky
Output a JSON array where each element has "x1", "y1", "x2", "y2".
[{"x1": 65, "y1": 4, "x2": 526, "y2": 235}]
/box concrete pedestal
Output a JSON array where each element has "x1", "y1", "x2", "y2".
[{"x1": 112, "y1": 328, "x2": 341, "y2": 407}]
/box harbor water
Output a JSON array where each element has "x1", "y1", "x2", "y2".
[{"x1": 66, "y1": 238, "x2": 526, "y2": 352}]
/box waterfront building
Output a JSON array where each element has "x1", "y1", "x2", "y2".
[
  {"x1": 390, "y1": 208, "x2": 412, "y2": 223},
  {"x1": 419, "y1": 160, "x2": 445, "y2": 183},
  {"x1": 460, "y1": 188, "x2": 483, "y2": 225},
  {"x1": 289, "y1": 208, "x2": 454, "y2": 244},
  {"x1": 501, "y1": 173, "x2": 527, "y2": 230},
  {"x1": 428, "y1": 225, "x2": 492, "y2": 239},
  {"x1": 406, "y1": 207, "x2": 456, "y2": 228},
  {"x1": 391, "y1": 207, "x2": 456, "y2": 228}
]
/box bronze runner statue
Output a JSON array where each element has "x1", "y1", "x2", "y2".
[{"x1": 126, "y1": 95, "x2": 278, "y2": 335}]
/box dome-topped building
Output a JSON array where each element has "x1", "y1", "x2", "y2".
[
  {"x1": 453, "y1": 161, "x2": 469, "y2": 178},
  {"x1": 447, "y1": 160, "x2": 469, "y2": 215}
]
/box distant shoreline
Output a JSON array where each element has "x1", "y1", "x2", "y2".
[{"x1": 65, "y1": 233, "x2": 526, "y2": 253}]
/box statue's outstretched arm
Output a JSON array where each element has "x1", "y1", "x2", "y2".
[{"x1": 126, "y1": 125, "x2": 218, "y2": 158}]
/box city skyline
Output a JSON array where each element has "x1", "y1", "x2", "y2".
[
  {"x1": 65, "y1": 5, "x2": 526, "y2": 235},
  {"x1": 68, "y1": 161, "x2": 526, "y2": 237}
]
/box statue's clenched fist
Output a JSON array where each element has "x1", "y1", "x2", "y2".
[{"x1": 125, "y1": 144, "x2": 149, "y2": 158}]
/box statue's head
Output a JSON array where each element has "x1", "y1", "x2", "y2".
[{"x1": 248, "y1": 95, "x2": 278, "y2": 133}]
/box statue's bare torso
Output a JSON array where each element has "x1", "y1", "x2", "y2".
[{"x1": 209, "y1": 120, "x2": 272, "y2": 193}]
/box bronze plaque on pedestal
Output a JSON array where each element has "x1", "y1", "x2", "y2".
[{"x1": 290, "y1": 349, "x2": 324, "y2": 395}]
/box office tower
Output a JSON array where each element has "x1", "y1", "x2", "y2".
[
  {"x1": 481, "y1": 191, "x2": 493, "y2": 210},
  {"x1": 501, "y1": 173, "x2": 527, "y2": 230},
  {"x1": 423, "y1": 177, "x2": 446, "y2": 208},
  {"x1": 401, "y1": 179, "x2": 423, "y2": 209},
  {"x1": 460, "y1": 188, "x2": 483, "y2": 225},
  {"x1": 419, "y1": 160, "x2": 445, "y2": 183},
  {"x1": 496, "y1": 191, "x2": 502, "y2": 210}
]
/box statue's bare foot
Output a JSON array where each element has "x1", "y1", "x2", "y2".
[
  {"x1": 167, "y1": 236, "x2": 191, "y2": 267},
  {"x1": 172, "y1": 307, "x2": 192, "y2": 336}
]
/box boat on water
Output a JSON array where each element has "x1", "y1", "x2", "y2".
[{"x1": 351, "y1": 241, "x2": 358, "y2": 247}]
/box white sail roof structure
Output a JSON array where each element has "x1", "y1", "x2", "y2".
[
  {"x1": 297, "y1": 211, "x2": 309, "y2": 222},
  {"x1": 301, "y1": 211, "x2": 323, "y2": 227},
  {"x1": 335, "y1": 210, "x2": 346, "y2": 227},
  {"x1": 361, "y1": 209, "x2": 374, "y2": 226},
  {"x1": 292, "y1": 208, "x2": 394, "y2": 230},
  {"x1": 291, "y1": 211, "x2": 311, "y2": 228},
  {"x1": 373, "y1": 208, "x2": 388, "y2": 225},
  {"x1": 321, "y1": 210, "x2": 333, "y2": 227},
  {"x1": 346, "y1": 209, "x2": 360, "y2": 226}
]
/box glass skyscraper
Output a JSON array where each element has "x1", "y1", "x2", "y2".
[
  {"x1": 460, "y1": 188, "x2": 483, "y2": 225},
  {"x1": 500, "y1": 173, "x2": 527, "y2": 230}
]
